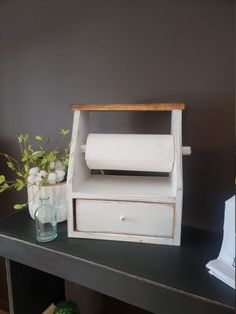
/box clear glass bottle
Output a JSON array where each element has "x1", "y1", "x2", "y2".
[{"x1": 34, "y1": 197, "x2": 57, "y2": 242}]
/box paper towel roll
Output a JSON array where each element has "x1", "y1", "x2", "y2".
[{"x1": 85, "y1": 134, "x2": 174, "y2": 172}]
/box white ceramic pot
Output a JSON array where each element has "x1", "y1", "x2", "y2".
[{"x1": 27, "y1": 182, "x2": 68, "y2": 222}]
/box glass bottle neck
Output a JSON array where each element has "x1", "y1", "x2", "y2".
[{"x1": 40, "y1": 197, "x2": 49, "y2": 206}]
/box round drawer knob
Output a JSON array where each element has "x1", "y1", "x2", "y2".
[{"x1": 120, "y1": 215, "x2": 126, "y2": 222}]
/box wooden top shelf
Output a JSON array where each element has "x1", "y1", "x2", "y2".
[{"x1": 72, "y1": 103, "x2": 185, "y2": 111}]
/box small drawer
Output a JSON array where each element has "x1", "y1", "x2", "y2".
[{"x1": 75, "y1": 199, "x2": 174, "y2": 238}]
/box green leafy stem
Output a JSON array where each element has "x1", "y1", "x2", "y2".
[{"x1": 0, "y1": 129, "x2": 70, "y2": 210}]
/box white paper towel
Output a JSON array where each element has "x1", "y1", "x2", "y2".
[{"x1": 85, "y1": 134, "x2": 174, "y2": 172}]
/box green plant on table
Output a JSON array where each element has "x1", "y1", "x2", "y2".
[
  {"x1": 54, "y1": 300, "x2": 80, "y2": 314},
  {"x1": 0, "y1": 129, "x2": 70, "y2": 209}
]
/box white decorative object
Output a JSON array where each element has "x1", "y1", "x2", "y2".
[
  {"x1": 67, "y1": 104, "x2": 191, "y2": 245},
  {"x1": 206, "y1": 196, "x2": 235, "y2": 289},
  {"x1": 39, "y1": 170, "x2": 48, "y2": 178},
  {"x1": 55, "y1": 170, "x2": 66, "y2": 183},
  {"x1": 27, "y1": 182, "x2": 68, "y2": 223},
  {"x1": 29, "y1": 167, "x2": 40, "y2": 176},
  {"x1": 47, "y1": 173, "x2": 57, "y2": 185}
]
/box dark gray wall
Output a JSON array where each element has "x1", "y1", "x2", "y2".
[
  {"x1": 0, "y1": 0, "x2": 234, "y2": 230},
  {"x1": 0, "y1": 0, "x2": 234, "y2": 311}
]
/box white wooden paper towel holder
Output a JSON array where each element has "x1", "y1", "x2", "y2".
[{"x1": 67, "y1": 104, "x2": 191, "y2": 245}]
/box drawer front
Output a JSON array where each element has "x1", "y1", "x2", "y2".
[{"x1": 75, "y1": 199, "x2": 174, "y2": 238}]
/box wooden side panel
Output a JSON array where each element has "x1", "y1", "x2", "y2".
[
  {"x1": 67, "y1": 110, "x2": 90, "y2": 187},
  {"x1": 67, "y1": 110, "x2": 90, "y2": 237},
  {"x1": 171, "y1": 110, "x2": 183, "y2": 245}
]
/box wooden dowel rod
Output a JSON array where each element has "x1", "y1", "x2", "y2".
[{"x1": 80, "y1": 144, "x2": 191, "y2": 155}]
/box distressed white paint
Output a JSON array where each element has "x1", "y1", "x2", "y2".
[
  {"x1": 171, "y1": 110, "x2": 183, "y2": 245},
  {"x1": 67, "y1": 111, "x2": 79, "y2": 236},
  {"x1": 76, "y1": 199, "x2": 174, "y2": 237},
  {"x1": 67, "y1": 110, "x2": 90, "y2": 237},
  {"x1": 69, "y1": 230, "x2": 175, "y2": 245},
  {"x1": 67, "y1": 108, "x2": 188, "y2": 245},
  {"x1": 72, "y1": 175, "x2": 175, "y2": 203}
]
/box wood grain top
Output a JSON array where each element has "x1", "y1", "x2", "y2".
[{"x1": 72, "y1": 103, "x2": 185, "y2": 111}]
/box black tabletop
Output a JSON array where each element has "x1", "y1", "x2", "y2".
[{"x1": 0, "y1": 210, "x2": 234, "y2": 314}]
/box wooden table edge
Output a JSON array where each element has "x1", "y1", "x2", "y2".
[{"x1": 0, "y1": 233, "x2": 233, "y2": 311}]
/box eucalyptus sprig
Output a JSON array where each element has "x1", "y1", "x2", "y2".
[{"x1": 0, "y1": 129, "x2": 70, "y2": 210}]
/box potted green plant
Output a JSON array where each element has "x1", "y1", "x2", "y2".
[
  {"x1": 54, "y1": 301, "x2": 80, "y2": 314},
  {"x1": 0, "y1": 129, "x2": 70, "y2": 222}
]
